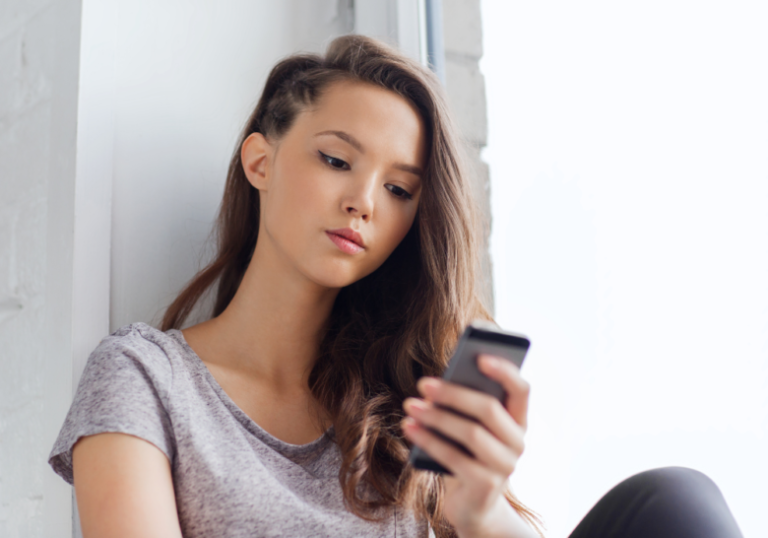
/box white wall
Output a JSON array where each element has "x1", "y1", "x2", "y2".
[
  {"x1": 481, "y1": 1, "x2": 768, "y2": 536},
  {"x1": 0, "y1": 0, "x2": 83, "y2": 536}
]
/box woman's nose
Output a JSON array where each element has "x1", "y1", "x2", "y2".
[
  {"x1": 345, "y1": 204, "x2": 369, "y2": 221},
  {"x1": 343, "y1": 174, "x2": 376, "y2": 222}
]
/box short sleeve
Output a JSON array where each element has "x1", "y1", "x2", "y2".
[{"x1": 48, "y1": 324, "x2": 176, "y2": 485}]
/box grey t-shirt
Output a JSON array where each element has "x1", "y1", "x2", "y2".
[{"x1": 49, "y1": 322, "x2": 431, "y2": 537}]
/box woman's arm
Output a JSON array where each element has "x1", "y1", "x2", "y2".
[{"x1": 72, "y1": 433, "x2": 183, "y2": 538}]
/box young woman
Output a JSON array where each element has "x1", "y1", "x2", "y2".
[{"x1": 49, "y1": 35, "x2": 743, "y2": 538}]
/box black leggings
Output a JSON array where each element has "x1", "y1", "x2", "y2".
[{"x1": 568, "y1": 467, "x2": 743, "y2": 538}]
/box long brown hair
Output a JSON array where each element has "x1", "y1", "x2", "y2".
[{"x1": 161, "y1": 34, "x2": 542, "y2": 537}]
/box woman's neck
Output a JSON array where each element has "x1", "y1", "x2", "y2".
[{"x1": 189, "y1": 234, "x2": 340, "y2": 392}]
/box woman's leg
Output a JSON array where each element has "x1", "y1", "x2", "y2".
[{"x1": 568, "y1": 467, "x2": 743, "y2": 538}]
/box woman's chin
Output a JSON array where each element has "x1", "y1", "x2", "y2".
[
  {"x1": 312, "y1": 273, "x2": 363, "y2": 290},
  {"x1": 304, "y1": 264, "x2": 372, "y2": 290}
]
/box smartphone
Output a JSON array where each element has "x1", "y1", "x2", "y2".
[{"x1": 407, "y1": 321, "x2": 530, "y2": 474}]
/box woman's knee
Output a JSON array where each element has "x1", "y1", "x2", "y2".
[
  {"x1": 614, "y1": 466, "x2": 742, "y2": 538},
  {"x1": 570, "y1": 467, "x2": 743, "y2": 538},
  {"x1": 621, "y1": 466, "x2": 720, "y2": 499}
]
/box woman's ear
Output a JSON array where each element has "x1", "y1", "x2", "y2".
[{"x1": 241, "y1": 132, "x2": 272, "y2": 190}]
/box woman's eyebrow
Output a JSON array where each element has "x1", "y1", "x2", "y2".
[
  {"x1": 314, "y1": 130, "x2": 364, "y2": 153},
  {"x1": 314, "y1": 130, "x2": 423, "y2": 177},
  {"x1": 393, "y1": 163, "x2": 423, "y2": 177}
]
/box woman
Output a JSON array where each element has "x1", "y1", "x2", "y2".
[{"x1": 49, "y1": 35, "x2": 743, "y2": 538}]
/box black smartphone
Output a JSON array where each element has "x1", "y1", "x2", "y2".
[{"x1": 407, "y1": 321, "x2": 530, "y2": 474}]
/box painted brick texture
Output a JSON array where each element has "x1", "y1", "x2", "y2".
[
  {"x1": 442, "y1": 0, "x2": 493, "y2": 311},
  {"x1": 1, "y1": 2, "x2": 61, "y2": 537}
]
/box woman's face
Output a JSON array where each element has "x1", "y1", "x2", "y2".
[{"x1": 242, "y1": 80, "x2": 427, "y2": 289}]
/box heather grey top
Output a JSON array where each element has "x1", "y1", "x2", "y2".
[{"x1": 49, "y1": 322, "x2": 430, "y2": 538}]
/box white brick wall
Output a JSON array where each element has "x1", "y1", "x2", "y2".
[
  {"x1": 442, "y1": 0, "x2": 493, "y2": 311},
  {"x1": 0, "y1": 0, "x2": 81, "y2": 536},
  {"x1": 1, "y1": 3, "x2": 56, "y2": 535}
]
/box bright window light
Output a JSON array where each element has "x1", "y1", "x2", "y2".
[{"x1": 481, "y1": 1, "x2": 768, "y2": 536}]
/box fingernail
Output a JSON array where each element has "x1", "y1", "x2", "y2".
[
  {"x1": 404, "y1": 398, "x2": 427, "y2": 415},
  {"x1": 402, "y1": 417, "x2": 418, "y2": 431},
  {"x1": 420, "y1": 378, "x2": 440, "y2": 396}
]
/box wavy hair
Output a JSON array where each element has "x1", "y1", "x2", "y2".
[{"x1": 161, "y1": 34, "x2": 541, "y2": 537}]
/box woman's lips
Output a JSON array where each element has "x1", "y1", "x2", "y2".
[{"x1": 326, "y1": 231, "x2": 365, "y2": 254}]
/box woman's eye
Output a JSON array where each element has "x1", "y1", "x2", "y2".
[
  {"x1": 319, "y1": 151, "x2": 350, "y2": 170},
  {"x1": 386, "y1": 184, "x2": 413, "y2": 200}
]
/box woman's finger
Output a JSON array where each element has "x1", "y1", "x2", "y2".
[
  {"x1": 416, "y1": 376, "x2": 525, "y2": 448},
  {"x1": 476, "y1": 355, "x2": 530, "y2": 431},
  {"x1": 403, "y1": 398, "x2": 520, "y2": 476},
  {"x1": 401, "y1": 417, "x2": 502, "y2": 486}
]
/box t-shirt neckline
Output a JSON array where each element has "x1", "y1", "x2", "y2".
[{"x1": 167, "y1": 327, "x2": 334, "y2": 457}]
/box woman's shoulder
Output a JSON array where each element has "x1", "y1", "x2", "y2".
[
  {"x1": 95, "y1": 321, "x2": 189, "y2": 356},
  {"x1": 49, "y1": 322, "x2": 184, "y2": 485},
  {"x1": 102, "y1": 321, "x2": 180, "y2": 349},
  {"x1": 84, "y1": 322, "x2": 190, "y2": 392}
]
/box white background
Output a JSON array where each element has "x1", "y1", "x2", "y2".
[{"x1": 481, "y1": 1, "x2": 768, "y2": 536}]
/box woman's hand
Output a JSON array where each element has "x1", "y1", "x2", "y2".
[{"x1": 401, "y1": 355, "x2": 536, "y2": 538}]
